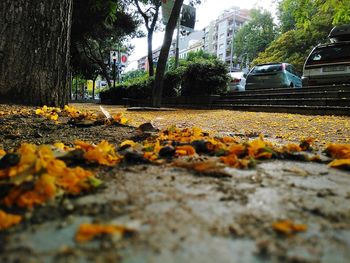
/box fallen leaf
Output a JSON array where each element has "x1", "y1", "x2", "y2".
[
  {"x1": 272, "y1": 219, "x2": 307, "y2": 236},
  {"x1": 328, "y1": 159, "x2": 350, "y2": 170},
  {"x1": 283, "y1": 167, "x2": 310, "y2": 176},
  {"x1": 0, "y1": 210, "x2": 22, "y2": 230},
  {"x1": 75, "y1": 223, "x2": 135, "y2": 243}
]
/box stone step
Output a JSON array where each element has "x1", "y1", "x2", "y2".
[
  {"x1": 242, "y1": 84, "x2": 350, "y2": 94},
  {"x1": 213, "y1": 98, "x2": 350, "y2": 107},
  {"x1": 223, "y1": 91, "x2": 350, "y2": 100},
  {"x1": 210, "y1": 104, "x2": 350, "y2": 116}
]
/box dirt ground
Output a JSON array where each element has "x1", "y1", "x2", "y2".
[{"x1": 0, "y1": 103, "x2": 350, "y2": 263}]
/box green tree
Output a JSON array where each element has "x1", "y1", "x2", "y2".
[
  {"x1": 167, "y1": 50, "x2": 216, "y2": 70},
  {"x1": 71, "y1": 0, "x2": 140, "y2": 88},
  {"x1": 277, "y1": 0, "x2": 299, "y2": 33},
  {"x1": 254, "y1": 0, "x2": 349, "y2": 71},
  {"x1": 292, "y1": 0, "x2": 350, "y2": 28},
  {"x1": 133, "y1": 0, "x2": 162, "y2": 77},
  {"x1": 152, "y1": 0, "x2": 201, "y2": 107},
  {"x1": 234, "y1": 9, "x2": 277, "y2": 65},
  {"x1": 253, "y1": 30, "x2": 310, "y2": 72},
  {"x1": 122, "y1": 69, "x2": 147, "y2": 82},
  {"x1": 185, "y1": 50, "x2": 217, "y2": 62},
  {"x1": 152, "y1": 0, "x2": 185, "y2": 107}
]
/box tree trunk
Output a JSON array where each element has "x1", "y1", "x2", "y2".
[
  {"x1": 92, "y1": 75, "x2": 97, "y2": 99},
  {"x1": 152, "y1": 0, "x2": 184, "y2": 107},
  {"x1": 75, "y1": 76, "x2": 78, "y2": 100},
  {"x1": 0, "y1": 0, "x2": 73, "y2": 107},
  {"x1": 98, "y1": 62, "x2": 112, "y2": 89},
  {"x1": 147, "y1": 32, "x2": 154, "y2": 77}
]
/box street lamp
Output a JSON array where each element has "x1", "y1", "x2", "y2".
[{"x1": 229, "y1": 9, "x2": 238, "y2": 72}]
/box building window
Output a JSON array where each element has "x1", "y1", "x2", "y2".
[{"x1": 219, "y1": 43, "x2": 224, "y2": 50}]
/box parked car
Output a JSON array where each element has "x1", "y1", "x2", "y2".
[
  {"x1": 227, "y1": 71, "x2": 246, "y2": 92},
  {"x1": 302, "y1": 24, "x2": 350, "y2": 87},
  {"x1": 328, "y1": 23, "x2": 350, "y2": 42},
  {"x1": 245, "y1": 63, "x2": 302, "y2": 90}
]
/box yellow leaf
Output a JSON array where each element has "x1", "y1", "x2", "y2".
[
  {"x1": 120, "y1": 140, "x2": 136, "y2": 148},
  {"x1": 0, "y1": 210, "x2": 22, "y2": 230},
  {"x1": 272, "y1": 219, "x2": 307, "y2": 236},
  {"x1": 175, "y1": 145, "x2": 196, "y2": 156},
  {"x1": 328, "y1": 159, "x2": 350, "y2": 170},
  {"x1": 326, "y1": 144, "x2": 350, "y2": 159},
  {"x1": 75, "y1": 223, "x2": 135, "y2": 243}
]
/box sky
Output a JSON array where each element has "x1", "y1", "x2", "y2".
[{"x1": 126, "y1": 0, "x2": 277, "y2": 71}]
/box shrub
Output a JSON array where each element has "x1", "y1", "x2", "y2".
[
  {"x1": 181, "y1": 59, "x2": 229, "y2": 96},
  {"x1": 125, "y1": 76, "x2": 153, "y2": 99},
  {"x1": 100, "y1": 75, "x2": 153, "y2": 104},
  {"x1": 99, "y1": 86, "x2": 128, "y2": 104},
  {"x1": 163, "y1": 66, "x2": 185, "y2": 97}
]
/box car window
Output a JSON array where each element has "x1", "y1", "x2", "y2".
[
  {"x1": 251, "y1": 64, "x2": 283, "y2": 73},
  {"x1": 291, "y1": 66, "x2": 300, "y2": 77},
  {"x1": 286, "y1": 65, "x2": 293, "y2": 74},
  {"x1": 306, "y1": 43, "x2": 350, "y2": 64}
]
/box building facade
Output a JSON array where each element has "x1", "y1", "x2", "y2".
[
  {"x1": 137, "y1": 31, "x2": 204, "y2": 71},
  {"x1": 203, "y1": 7, "x2": 250, "y2": 71},
  {"x1": 137, "y1": 7, "x2": 250, "y2": 72}
]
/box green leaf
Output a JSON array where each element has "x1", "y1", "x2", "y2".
[{"x1": 88, "y1": 176, "x2": 103, "y2": 188}]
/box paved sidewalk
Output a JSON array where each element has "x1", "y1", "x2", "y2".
[{"x1": 1, "y1": 160, "x2": 349, "y2": 263}]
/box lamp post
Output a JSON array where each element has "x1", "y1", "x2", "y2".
[
  {"x1": 239, "y1": 52, "x2": 247, "y2": 70},
  {"x1": 175, "y1": 17, "x2": 180, "y2": 69},
  {"x1": 229, "y1": 9, "x2": 238, "y2": 72}
]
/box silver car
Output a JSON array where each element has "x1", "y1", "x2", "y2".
[
  {"x1": 302, "y1": 41, "x2": 350, "y2": 87},
  {"x1": 227, "y1": 71, "x2": 246, "y2": 92},
  {"x1": 245, "y1": 63, "x2": 302, "y2": 90}
]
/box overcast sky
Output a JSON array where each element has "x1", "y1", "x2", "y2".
[{"x1": 126, "y1": 0, "x2": 277, "y2": 71}]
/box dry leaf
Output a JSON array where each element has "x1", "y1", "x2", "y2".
[
  {"x1": 75, "y1": 223, "x2": 135, "y2": 243},
  {"x1": 272, "y1": 219, "x2": 307, "y2": 236}
]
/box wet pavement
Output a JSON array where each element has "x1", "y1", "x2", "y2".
[{"x1": 1, "y1": 160, "x2": 350, "y2": 263}]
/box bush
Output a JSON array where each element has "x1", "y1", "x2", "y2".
[
  {"x1": 100, "y1": 56, "x2": 229, "y2": 104},
  {"x1": 181, "y1": 59, "x2": 229, "y2": 96},
  {"x1": 163, "y1": 66, "x2": 185, "y2": 97},
  {"x1": 100, "y1": 75, "x2": 153, "y2": 104},
  {"x1": 99, "y1": 86, "x2": 128, "y2": 104},
  {"x1": 125, "y1": 76, "x2": 153, "y2": 99}
]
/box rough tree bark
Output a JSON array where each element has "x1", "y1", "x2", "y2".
[
  {"x1": 0, "y1": 0, "x2": 73, "y2": 107},
  {"x1": 134, "y1": 0, "x2": 161, "y2": 77},
  {"x1": 152, "y1": 0, "x2": 183, "y2": 107}
]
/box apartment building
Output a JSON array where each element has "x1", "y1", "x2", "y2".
[
  {"x1": 137, "y1": 7, "x2": 250, "y2": 72},
  {"x1": 179, "y1": 39, "x2": 203, "y2": 59},
  {"x1": 137, "y1": 31, "x2": 203, "y2": 71},
  {"x1": 203, "y1": 7, "x2": 250, "y2": 71},
  {"x1": 137, "y1": 46, "x2": 161, "y2": 72}
]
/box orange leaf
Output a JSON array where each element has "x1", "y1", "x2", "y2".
[
  {"x1": 328, "y1": 158, "x2": 350, "y2": 170},
  {"x1": 0, "y1": 210, "x2": 22, "y2": 230},
  {"x1": 75, "y1": 223, "x2": 134, "y2": 243},
  {"x1": 285, "y1": 143, "x2": 302, "y2": 152},
  {"x1": 74, "y1": 140, "x2": 96, "y2": 151},
  {"x1": 175, "y1": 145, "x2": 196, "y2": 156},
  {"x1": 227, "y1": 144, "x2": 245, "y2": 156},
  {"x1": 272, "y1": 219, "x2": 307, "y2": 236},
  {"x1": 326, "y1": 144, "x2": 350, "y2": 159}
]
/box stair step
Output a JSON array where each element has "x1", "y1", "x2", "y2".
[
  {"x1": 243, "y1": 84, "x2": 350, "y2": 94},
  {"x1": 213, "y1": 98, "x2": 350, "y2": 107},
  {"x1": 223, "y1": 91, "x2": 350, "y2": 100},
  {"x1": 210, "y1": 104, "x2": 350, "y2": 116}
]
